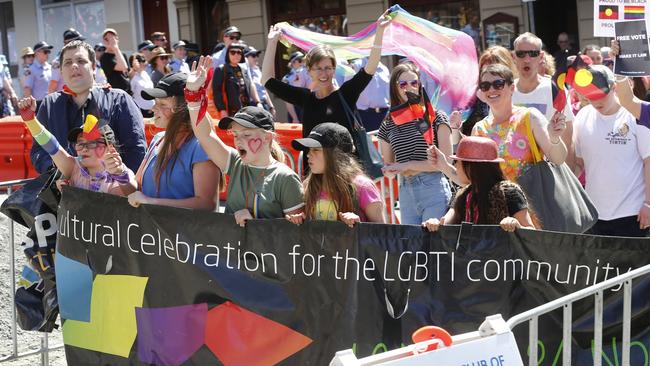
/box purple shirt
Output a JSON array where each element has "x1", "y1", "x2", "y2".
[{"x1": 640, "y1": 101, "x2": 650, "y2": 129}]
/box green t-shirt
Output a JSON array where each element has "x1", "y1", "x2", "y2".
[{"x1": 224, "y1": 149, "x2": 305, "y2": 218}]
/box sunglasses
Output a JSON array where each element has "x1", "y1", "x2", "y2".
[
  {"x1": 159, "y1": 56, "x2": 169, "y2": 60},
  {"x1": 229, "y1": 50, "x2": 243, "y2": 55},
  {"x1": 478, "y1": 79, "x2": 507, "y2": 92},
  {"x1": 514, "y1": 50, "x2": 541, "y2": 58},
  {"x1": 397, "y1": 80, "x2": 420, "y2": 89},
  {"x1": 73, "y1": 141, "x2": 106, "y2": 151},
  {"x1": 228, "y1": 35, "x2": 241, "y2": 40},
  {"x1": 156, "y1": 37, "x2": 167, "y2": 42}
]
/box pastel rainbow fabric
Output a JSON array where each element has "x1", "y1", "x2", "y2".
[{"x1": 276, "y1": 4, "x2": 479, "y2": 116}]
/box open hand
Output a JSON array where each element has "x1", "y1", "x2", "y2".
[
  {"x1": 187, "y1": 56, "x2": 212, "y2": 91},
  {"x1": 377, "y1": 9, "x2": 393, "y2": 29}
]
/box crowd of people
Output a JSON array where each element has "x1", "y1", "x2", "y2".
[{"x1": 4, "y1": 11, "x2": 650, "y2": 238}]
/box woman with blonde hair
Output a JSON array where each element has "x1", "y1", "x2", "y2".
[
  {"x1": 261, "y1": 10, "x2": 392, "y2": 139},
  {"x1": 126, "y1": 72, "x2": 220, "y2": 211},
  {"x1": 189, "y1": 56, "x2": 305, "y2": 227}
]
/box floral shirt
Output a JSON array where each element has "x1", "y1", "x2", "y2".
[{"x1": 473, "y1": 108, "x2": 535, "y2": 181}]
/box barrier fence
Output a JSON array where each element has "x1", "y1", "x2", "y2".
[{"x1": 0, "y1": 179, "x2": 63, "y2": 366}]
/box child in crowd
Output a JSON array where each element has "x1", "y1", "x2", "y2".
[
  {"x1": 378, "y1": 62, "x2": 454, "y2": 225},
  {"x1": 126, "y1": 72, "x2": 220, "y2": 210},
  {"x1": 17, "y1": 96, "x2": 136, "y2": 195},
  {"x1": 287, "y1": 123, "x2": 386, "y2": 227},
  {"x1": 188, "y1": 56, "x2": 305, "y2": 226},
  {"x1": 424, "y1": 136, "x2": 538, "y2": 232}
]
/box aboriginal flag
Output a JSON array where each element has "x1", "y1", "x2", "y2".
[{"x1": 599, "y1": 5, "x2": 619, "y2": 20}]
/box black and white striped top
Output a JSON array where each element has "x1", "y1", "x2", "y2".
[{"x1": 377, "y1": 111, "x2": 450, "y2": 163}]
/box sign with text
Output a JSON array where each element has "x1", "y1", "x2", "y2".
[
  {"x1": 594, "y1": 0, "x2": 649, "y2": 37},
  {"x1": 56, "y1": 188, "x2": 650, "y2": 365},
  {"x1": 615, "y1": 20, "x2": 650, "y2": 76}
]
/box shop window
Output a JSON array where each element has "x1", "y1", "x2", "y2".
[{"x1": 38, "y1": 0, "x2": 106, "y2": 53}]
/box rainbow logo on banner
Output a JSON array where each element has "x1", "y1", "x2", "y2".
[{"x1": 624, "y1": 5, "x2": 645, "y2": 19}]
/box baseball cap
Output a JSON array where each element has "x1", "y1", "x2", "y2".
[
  {"x1": 224, "y1": 26, "x2": 241, "y2": 37},
  {"x1": 141, "y1": 72, "x2": 188, "y2": 100},
  {"x1": 138, "y1": 40, "x2": 155, "y2": 52},
  {"x1": 63, "y1": 28, "x2": 85, "y2": 42},
  {"x1": 94, "y1": 43, "x2": 106, "y2": 52},
  {"x1": 102, "y1": 28, "x2": 118, "y2": 38},
  {"x1": 172, "y1": 40, "x2": 187, "y2": 50},
  {"x1": 292, "y1": 123, "x2": 354, "y2": 153},
  {"x1": 218, "y1": 106, "x2": 275, "y2": 131},
  {"x1": 289, "y1": 51, "x2": 305, "y2": 63},
  {"x1": 33, "y1": 41, "x2": 54, "y2": 52},
  {"x1": 244, "y1": 46, "x2": 261, "y2": 57}
]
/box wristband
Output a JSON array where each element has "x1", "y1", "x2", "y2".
[
  {"x1": 109, "y1": 169, "x2": 131, "y2": 184},
  {"x1": 183, "y1": 68, "x2": 214, "y2": 125}
]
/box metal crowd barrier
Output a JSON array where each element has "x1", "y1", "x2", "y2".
[
  {"x1": 0, "y1": 178, "x2": 63, "y2": 365},
  {"x1": 507, "y1": 263, "x2": 650, "y2": 366}
]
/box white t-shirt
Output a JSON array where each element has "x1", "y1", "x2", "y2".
[
  {"x1": 130, "y1": 71, "x2": 155, "y2": 110},
  {"x1": 513, "y1": 76, "x2": 574, "y2": 123},
  {"x1": 574, "y1": 105, "x2": 650, "y2": 220}
]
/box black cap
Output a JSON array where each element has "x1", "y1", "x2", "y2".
[
  {"x1": 289, "y1": 51, "x2": 305, "y2": 63},
  {"x1": 67, "y1": 127, "x2": 84, "y2": 143},
  {"x1": 137, "y1": 40, "x2": 155, "y2": 52},
  {"x1": 63, "y1": 28, "x2": 85, "y2": 42},
  {"x1": 224, "y1": 26, "x2": 241, "y2": 37},
  {"x1": 33, "y1": 41, "x2": 54, "y2": 52},
  {"x1": 244, "y1": 46, "x2": 261, "y2": 57},
  {"x1": 218, "y1": 106, "x2": 275, "y2": 131},
  {"x1": 185, "y1": 42, "x2": 200, "y2": 53},
  {"x1": 94, "y1": 43, "x2": 106, "y2": 51},
  {"x1": 141, "y1": 72, "x2": 187, "y2": 100},
  {"x1": 292, "y1": 123, "x2": 354, "y2": 153}
]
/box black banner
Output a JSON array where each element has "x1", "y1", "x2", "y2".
[
  {"x1": 615, "y1": 20, "x2": 650, "y2": 76},
  {"x1": 56, "y1": 188, "x2": 650, "y2": 365}
]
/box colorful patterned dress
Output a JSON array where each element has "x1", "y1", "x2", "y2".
[{"x1": 473, "y1": 108, "x2": 536, "y2": 181}]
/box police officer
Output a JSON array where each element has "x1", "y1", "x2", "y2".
[
  {"x1": 137, "y1": 40, "x2": 156, "y2": 76},
  {"x1": 24, "y1": 41, "x2": 54, "y2": 111},
  {"x1": 281, "y1": 51, "x2": 309, "y2": 122},
  {"x1": 50, "y1": 28, "x2": 85, "y2": 93},
  {"x1": 169, "y1": 41, "x2": 190, "y2": 74},
  {"x1": 212, "y1": 26, "x2": 242, "y2": 68},
  {"x1": 351, "y1": 57, "x2": 390, "y2": 131}
]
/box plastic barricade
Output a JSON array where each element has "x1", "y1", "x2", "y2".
[{"x1": 0, "y1": 120, "x2": 28, "y2": 182}]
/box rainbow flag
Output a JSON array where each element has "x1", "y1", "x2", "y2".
[
  {"x1": 624, "y1": 5, "x2": 645, "y2": 19},
  {"x1": 275, "y1": 4, "x2": 478, "y2": 117}
]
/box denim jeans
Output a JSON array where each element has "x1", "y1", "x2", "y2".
[{"x1": 399, "y1": 171, "x2": 452, "y2": 225}]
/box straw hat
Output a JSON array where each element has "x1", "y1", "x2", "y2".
[
  {"x1": 448, "y1": 136, "x2": 505, "y2": 163},
  {"x1": 20, "y1": 47, "x2": 35, "y2": 58},
  {"x1": 149, "y1": 47, "x2": 171, "y2": 63}
]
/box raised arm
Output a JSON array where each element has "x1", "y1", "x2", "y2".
[
  {"x1": 365, "y1": 10, "x2": 392, "y2": 75},
  {"x1": 18, "y1": 96, "x2": 76, "y2": 177},
  {"x1": 610, "y1": 41, "x2": 642, "y2": 119},
  {"x1": 187, "y1": 56, "x2": 232, "y2": 171},
  {"x1": 261, "y1": 25, "x2": 282, "y2": 85}
]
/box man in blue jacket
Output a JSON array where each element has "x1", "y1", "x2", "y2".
[{"x1": 30, "y1": 40, "x2": 146, "y2": 173}]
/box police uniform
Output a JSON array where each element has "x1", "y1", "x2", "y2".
[
  {"x1": 24, "y1": 58, "x2": 52, "y2": 102},
  {"x1": 169, "y1": 58, "x2": 190, "y2": 73},
  {"x1": 50, "y1": 56, "x2": 64, "y2": 92},
  {"x1": 352, "y1": 58, "x2": 390, "y2": 131}
]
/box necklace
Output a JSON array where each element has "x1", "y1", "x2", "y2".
[{"x1": 244, "y1": 162, "x2": 273, "y2": 218}]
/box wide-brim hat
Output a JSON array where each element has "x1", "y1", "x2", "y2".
[
  {"x1": 149, "y1": 47, "x2": 172, "y2": 62},
  {"x1": 21, "y1": 47, "x2": 35, "y2": 58},
  {"x1": 448, "y1": 136, "x2": 504, "y2": 163}
]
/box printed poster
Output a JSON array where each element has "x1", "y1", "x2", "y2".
[{"x1": 594, "y1": 0, "x2": 649, "y2": 37}]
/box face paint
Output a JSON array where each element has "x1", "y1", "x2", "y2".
[{"x1": 247, "y1": 138, "x2": 263, "y2": 154}]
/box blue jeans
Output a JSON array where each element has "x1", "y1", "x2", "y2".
[{"x1": 399, "y1": 171, "x2": 452, "y2": 225}]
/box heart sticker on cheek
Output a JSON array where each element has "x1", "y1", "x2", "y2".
[
  {"x1": 94, "y1": 146, "x2": 107, "y2": 158},
  {"x1": 248, "y1": 138, "x2": 263, "y2": 153}
]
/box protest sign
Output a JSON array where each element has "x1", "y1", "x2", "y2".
[
  {"x1": 56, "y1": 188, "x2": 650, "y2": 365},
  {"x1": 615, "y1": 20, "x2": 650, "y2": 76},
  {"x1": 594, "y1": 0, "x2": 649, "y2": 37}
]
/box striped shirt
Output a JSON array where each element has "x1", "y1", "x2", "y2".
[{"x1": 377, "y1": 111, "x2": 449, "y2": 163}]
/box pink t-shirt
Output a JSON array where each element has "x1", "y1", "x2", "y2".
[
  {"x1": 313, "y1": 175, "x2": 382, "y2": 222},
  {"x1": 69, "y1": 160, "x2": 134, "y2": 195}
]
